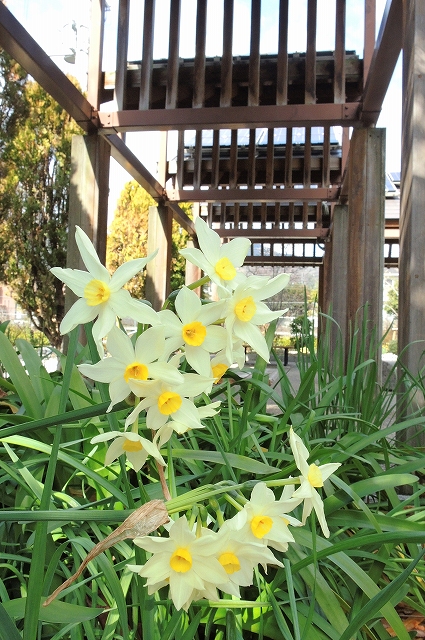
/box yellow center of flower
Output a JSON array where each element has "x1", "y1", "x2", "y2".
[
  {"x1": 170, "y1": 547, "x2": 192, "y2": 573},
  {"x1": 158, "y1": 391, "x2": 182, "y2": 415},
  {"x1": 219, "y1": 552, "x2": 241, "y2": 575},
  {"x1": 124, "y1": 362, "x2": 149, "y2": 383},
  {"x1": 122, "y1": 439, "x2": 143, "y2": 452},
  {"x1": 234, "y1": 296, "x2": 256, "y2": 322},
  {"x1": 84, "y1": 279, "x2": 111, "y2": 306},
  {"x1": 212, "y1": 363, "x2": 228, "y2": 383},
  {"x1": 215, "y1": 257, "x2": 237, "y2": 281},
  {"x1": 182, "y1": 321, "x2": 207, "y2": 346},
  {"x1": 307, "y1": 463, "x2": 324, "y2": 487},
  {"x1": 251, "y1": 515, "x2": 273, "y2": 539}
]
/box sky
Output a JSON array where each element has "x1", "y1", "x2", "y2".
[{"x1": 6, "y1": 0, "x2": 402, "y2": 218}]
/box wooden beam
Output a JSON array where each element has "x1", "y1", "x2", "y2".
[
  {"x1": 346, "y1": 128, "x2": 385, "y2": 364},
  {"x1": 115, "y1": 0, "x2": 130, "y2": 111},
  {"x1": 99, "y1": 103, "x2": 361, "y2": 132},
  {"x1": 398, "y1": 0, "x2": 425, "y2": 420},
  {"x1": 167, "y1": 187, "x2": 338, "y2": 202},
  {"x1": 216, "y1": 228, "x2": 329, "y2": 239},
  {"x1": 360, "y1": 0, "x2": 403, "y2": 125},
  {"x1": 67, "y1": 135, "x2": 110, "y2": 268},
  {"x1": 145, "y1": 205, "x2": 172, "y2": 310},
  {"x1": 0, "y1": 3, "x2": 97, "y2": 132},
  {"x1": 139, "y1": 0, "x2": 155, "y2": 110},
  {"x1": 104, "y1": 134, "x2": 195, "y2": 234}
]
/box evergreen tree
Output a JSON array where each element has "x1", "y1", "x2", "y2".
[{"x1": 0, "y1": 52, "x2": 80, "y2": 347}]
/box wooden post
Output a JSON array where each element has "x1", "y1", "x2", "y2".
[
  {"x1": 398, "y1": 0, "x2": 425, "y2": 431},
  {"x1": 185, "y1": 203, "x2": 201, "y2": 295},
  {"x1": 67, "y1": 134, "x2": 110, "y2": 269},
  {"x1": 145, "y1": 204, "x2": 172, "y2": 310},
  {"x1": 346, "y1": 128, "x2": 385, "y2": 369}
]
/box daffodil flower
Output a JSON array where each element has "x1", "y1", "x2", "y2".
[
  {"x1": 154, "y1": 400, "x2": 221, "y2": 447},
  {"x1": 221, "y1": 273, "x2": 290, "y2": 362},
  {"x1": 158, "y1": 286, "x2": 227, "y2": 377},
  {"x1": 125, "y1": 373, "x2": 217, "y2": 434},
  {"x1": 289, "y1": 427, "x2": 341, "y2": 538},
  {"x1": 78, "y1": 326, "x2": 182, "y2": 411},
  {"x1": 51, "y1": 226, "x2": 158, "y2": 345},
  {"x1": 226, "y1": 482, "x2": 302, "y2": 552},
  {"x1": 211, "y1": 527, "x2": 283, "y2": 598},
  {"x1": 129, "y1": 516, "x2": 229, "y2": 611},
  {"x1": 179, "y1": 217, "x2": 251, "y2": 290},
  {"x1": 90, "y1": 430, "x2": 165, "y2": 472}
]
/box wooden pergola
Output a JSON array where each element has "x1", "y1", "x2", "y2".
[{"x1": 0, "y1": 0, "x2": 423, "y2": 379}]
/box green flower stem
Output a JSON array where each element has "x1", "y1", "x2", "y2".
[{"x1": 23, "y1": 326, "x2": 79, "y2": 640}]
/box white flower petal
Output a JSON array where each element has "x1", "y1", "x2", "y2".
[
  {"x1": 194, "y1": 216, "x2": 221, "y2": 265},
  {"x1": 111, "y1": 251, "x2": 158, "y2": 290},
  {"x1": 185, "y1": 345, "x2": 213, "y2": 377},
  {"x1": 78, "y1": 358, "x2": 124, "y2": 383},
  {"x1": 135, "y1": 326, "x2": 166, "y2": 363},
  {"x1": 91, "y1": 305, "x2": 117, "y2": 341},
  {"x1": 106, "y1": 326, "x2": 135, "y2": 362},
  {"x1": 110, "y1": 289, "x2": 159, "y2": 325},
  {"x1": 75, "y1": 226, "x2": 111, "y2": 281},
  {"x1": 50, "y1": 267, "x2": 92, "y2": 296},
  {"x1": 233, "y1": 321, "x2": 270, "y2": 362},
  {"x1": 179, "y1": 247, "x2": 212, "y2": 276},
  {"x1": 60, "y1": 298, "x2": 98, "y2": 334},
  {"x1": 220, "y1": 237, "x2": 251, "y2": 267},
  {"x1": 175, "y1": 286, "x2": 201, "y2": 325}
]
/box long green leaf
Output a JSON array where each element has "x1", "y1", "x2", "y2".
[
  {"x1": 3, "y1": 597, "x2": 103, "y2": 623},
  {"x1": 170, "y1": 449, "x2": 277, "y2": 474},
  {"x1": 0, "y1": 331, "x2": 43, "y2": 418},
  {"x1": 0, "y1": 601, "x2": 22, "y2": 640},
  {"x1": 338, "y1": 549, "x2": 425, "y2": 640}
]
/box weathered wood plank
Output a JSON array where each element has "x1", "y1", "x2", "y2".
[
  {"x1": 221, "y1": 0, "x2": 234, "y2": 107},
  {"x1": 193, "y1": 0, "x2": 207, "y2": 108},
  {"x1": 139, "y1": 0, "x2": 155, "y2": 110},
  {"x1": 305, "y1": 0, "x2": 317, "y2": 104},
  {"x1": 276, "y1": 0, "x2": 289, "y2": 105},
  {"x1": 166, "y1": 0, "x2": 181, "y2": 109}
]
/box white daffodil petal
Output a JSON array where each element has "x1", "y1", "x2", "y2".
[
  {"x1": 146, "y1": 404, "x2": 168, "y2": 430},
  {"x1": 92, "y1": 305, "x2": 117, "y2": 342},
  {"x1": 106, "y1": 326, "x2": 135, "y2": 362},
  {"x1": 256, "y1": 273, "x2": 290, "y2": 300},
  {"x1": 148, "y1": 362, "x2": 183, "y2": 385},
  {"x1": 319, "y1": 462, "x2": 342, "y2": 482},
  {"x1": 194, "y1": 216, "x2": 221, "y2": 264},
  {"x1": 50, "y1": 267, "x2": 93, "y2": 296},
  {"x1": 111, "y1": 251, "x2": 158, "y2": 290},
  {"x1": 135, "y1": 326, "x2": 166, "y2": 363},
  {"x1": 178, "y1": 373, "x2": 216, "y2": 397},
  {"x1": 75, "y1": 226, "x2": 111, "y2": 281},
  {"x1": 197, "y1": 401, "x2": 221, "y2": 418},
  {"x1": 220, "y1": 237, "x2": 251, "y2": 267},
  {"x1": 175, "y1": 286, "x2": 202, "y2": 325},
  {"x1": 91, "y1": 430, "x2": 121, "y2": 444},
  {"x1": 78, "y1": 358, "x2": 124, "y2": 383},
  {"x1": 108, "y1": 377, "x2": 132, "y2": 406},
  {"x1": 202, "y1": 326, "x2": 228, "y2": 352},
  {"x1": 60, "y1": 298, "x2": 98, "y2": 334},
  {"x1": 179, "y1": 247, "x2": 213, "y2": 275},
  {"x1": 197, "y1": 300, "x2": 227, "y2": 326},
  {"x1": 158, "y1": 309, "x2": 183, "y2": 333},
  {"x1": 127, "y1": 449, "x2": 149, "y2": 472},
  {"x1": 104, "y1": 437, "x2": 126, "y2": 466},
  {"x1": 110, "y1": 289, "x2": 159, "y2": 325},
  {"x1": 185, "y1": 345, "x2": 213, "y2": 378},
  {"x1": 233, "y1": 321, "x2": 270, "y2": 362}
]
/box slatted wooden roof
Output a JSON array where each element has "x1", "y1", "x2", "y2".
[{"x1": 0, "y1": 0, "x2": 402, "y2": 268}]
